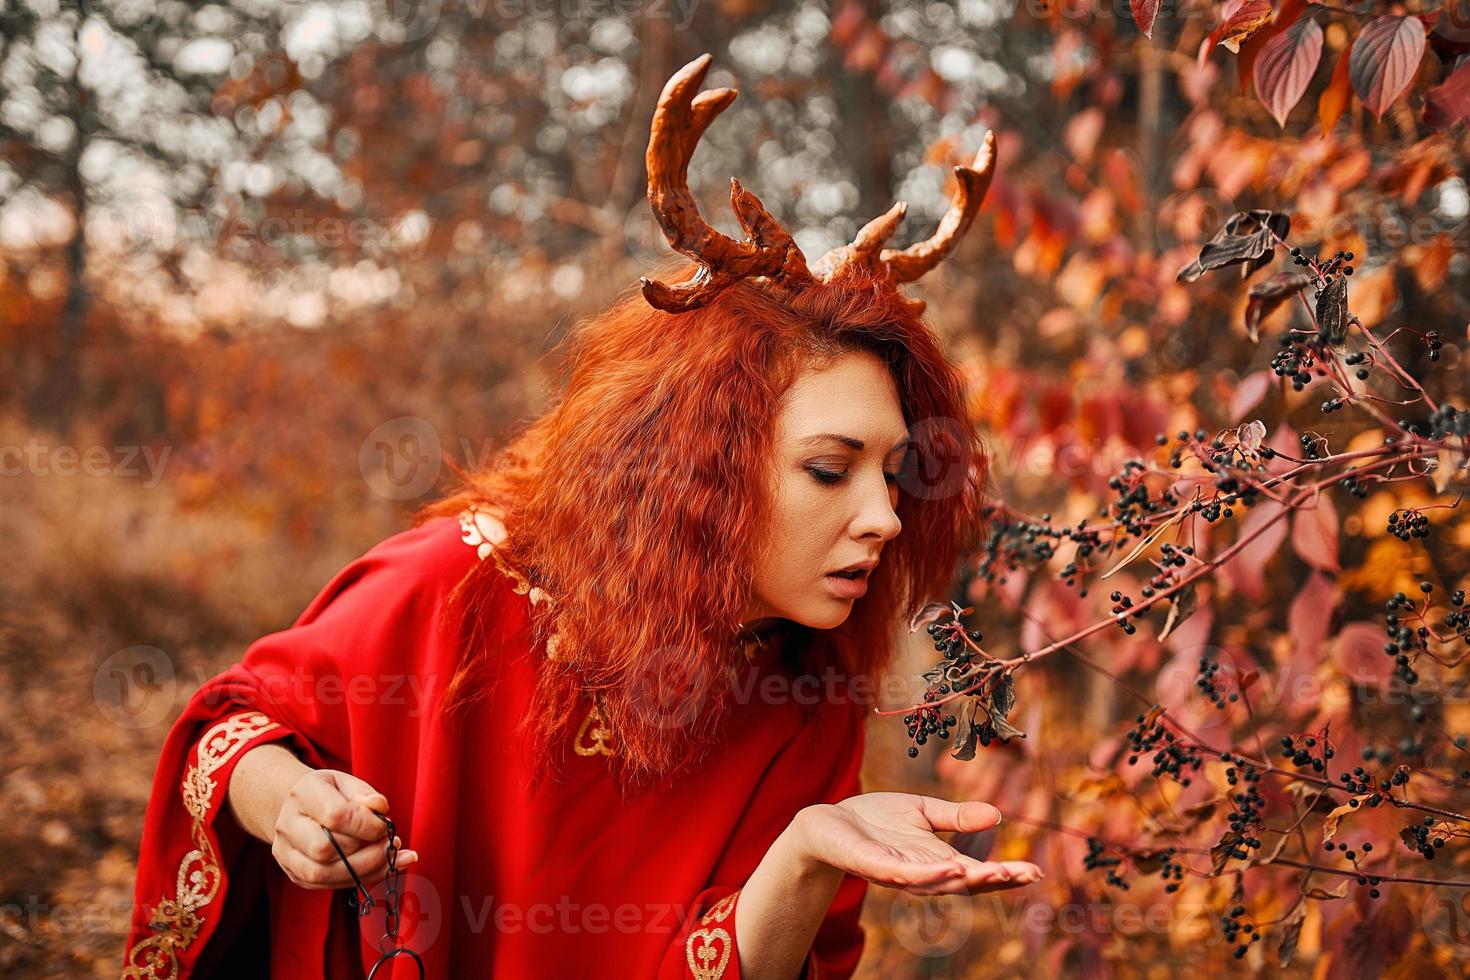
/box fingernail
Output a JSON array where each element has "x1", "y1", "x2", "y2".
[{"x1": 400, "y1": 850, "x2": 419, "y2": 864}]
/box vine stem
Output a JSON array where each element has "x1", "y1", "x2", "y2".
[
  {"x1": 880, "y1": 452, "x2": 1423, "y2": 714},
  {"x1": 1008, "y1": 815, "x2": 1470, "y2": 888}
]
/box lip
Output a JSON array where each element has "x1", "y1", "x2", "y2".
[
  {"x1": 823, "y1": 570, "x2": 870, "y2": 600},
  {"x1": 828, "y1": 559, "x2": 879, "y2": 575}
]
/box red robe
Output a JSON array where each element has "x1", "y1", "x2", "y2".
[{"x1": 122, "y1": 508, "x2": 868, "y2": 979}]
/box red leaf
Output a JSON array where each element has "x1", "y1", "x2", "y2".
[
  {"x1": 1288, "y1": 570, "x2": 1339, "y2": 661},
  {"x1": 1333, "y1": 622, "x2": 1394, "y2": 687},
  {"x1": 1239, "y1": 0, "x2": 1310, "y2": 96},
  {"x1": 1222, "y1": 499, "x2": 1290, "y2": 599},
  {"x1": 1255, "y1": 18, "x2": 1325, "y2": 126},
  {"x1": 1319, "y1": 41, "x2": 1354, "y2": 137},
  {"x1": 1350, "y1": 16, "x2": 1429, "y2": 120},
  {"x1": 1132, "y1": 0, "x2": 1160, "y2": 38},
  {"x1": 1291, "y1": 492, "x2": 1341, "y2": 572},
  {"x1": 1424, "y1": 58, "x2": 1470, "y2": 129},
  {"x1": 1214, "y1": 0, "x2": 1275, "y2": 54},
  {"x1": 1229, "y1": 371, "x2": 1272, "y2": 422}
]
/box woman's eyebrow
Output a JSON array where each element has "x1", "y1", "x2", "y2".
[{"x1": 799, "y1": 433, "x2": 912, "y2": 453}]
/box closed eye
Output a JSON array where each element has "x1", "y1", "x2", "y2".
[{"x1": 805, "y1": 466, "x2": 901, "y2": 486}]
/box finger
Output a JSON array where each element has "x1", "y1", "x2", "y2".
[
  {"x1": 917, "y1": 797, "x2": 1002, "y2": 834},
  {"x1": 952, "y1": 859, "x2": 1044, "y2": 894},
  {"x1": 295, "y1": 776, "x2": 390, "y2": 841},
  {"x1": 282, "y1": 812, "x2": 377, "y2": 864},
  {"x1": 847, "y1": 841, "x2": 968, "y2": 888},
  {"x1": 274, "y1": 832, "x2": 390, "y2": 890},
  {"x1": 328, "y1": 770, "x2": 391, "y2": 816}
]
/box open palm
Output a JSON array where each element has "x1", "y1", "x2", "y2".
[{"x1": 797, "y1": 792, "x2": 1043, "y2": 896}]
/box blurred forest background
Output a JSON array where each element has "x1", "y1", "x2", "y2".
[{"x1": 3, "y1": 0, "x2": 1469, "y2": 975}]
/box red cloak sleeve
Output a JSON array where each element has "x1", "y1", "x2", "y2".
[{"x1": 122, "y1": 513, "x2": 868, "y2": 979}]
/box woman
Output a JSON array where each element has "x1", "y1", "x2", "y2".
[{"x1": 122, "y1": 54, "x2": 1041, "y2": 980}]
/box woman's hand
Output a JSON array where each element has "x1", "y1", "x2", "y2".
[
  {"x1": 226, "y1": 743, "x2": 419, "y2": 889},
  {"x1": 269, "y1": 767, "x2": 418, "y2": 891},
  {"x1": 790, "y1": 792, "x2": 1042, "y2": 896}
]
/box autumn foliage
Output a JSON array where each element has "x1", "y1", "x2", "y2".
[{"x1": 2, "y1": 0, "x2": 1469, "y2": 976}]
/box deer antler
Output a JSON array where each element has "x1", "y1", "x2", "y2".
[
  {"x1": 810, "y1": 130, "x2": 997, "y2": 314},
  {"x1": 640, "y1": 55, "x2": 999, "y2": 316},
  {"x1": 640, "y1": 53, "x2": 814, "y2": 313},
  {"x1": 879, "y1": 130, "x2": 997, "y2": 283}
]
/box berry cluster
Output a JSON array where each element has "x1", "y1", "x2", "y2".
[
  {"x1": 1220, "y1": 761, "x2": 1265, "y2": 860},
  {"x1": 1083, "y1": 838, "x2": 1128, "y2": 889},
  {"x1": 1290, "y1": 245, "x2": 1353, "y2": 272},
  {"x1": 1124, "y1": 714, "x2": 1203, "y2": 785},
  {"x1": 1426, "y1": 402, "x2": 1468, "y2": 438},
  {"x1": 1196, "y1": 656, "x2": 1233, "y2": 709},
  {"x1": 1343, "y1": 349, "x2": 1372, "y2": 381},
  {"x1": 900, "y1": 606, "x2": 1028, "y2": 760},
  {"x1": 1424, "y1": 329, "x2": 1444, "y2": 363},
  {"x1": 1381, "y1": 586, "x2": 1437, "y2": 689},
  {"x1": 1109, "y1": 589, "x2": 1140, "y2": 635},
  {"x1": 1336, "y1": 472, "x2": 1369, "y2": 498},
  {"x1": 1222, "y1": 903, "x2": 1261, "y2": 960},
  {"x1": 1387, "y1": 507, "x2": 1431, "y2": 541},
  {"x1": 902, "y1": 703, "x2": 951, "y2": 758},
  {"x1": 1403, "y1": 816, "x2": 1448, "y2": 861},
  {"x1": 1279, "y1": 734, "x2": 1333, "y2": 773},
  {"x1": 1271, "y1": 335, "x2": 1318, "y2": 390}
]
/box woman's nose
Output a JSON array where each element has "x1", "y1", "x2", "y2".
[{"x1": 853, "y1": 474, "x2": 902, "y2": 541}]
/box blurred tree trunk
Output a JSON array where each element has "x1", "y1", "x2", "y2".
[
  {"x1": 837, "y1": 0, "x2": 894, "y2": 227},
  {"x1": 31, "y1": 21, "x2": 91, "y2": 430}
]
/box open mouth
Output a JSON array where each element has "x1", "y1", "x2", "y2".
[{"x1": 828, "y1": 569, "x2": 868, "y2": 580}]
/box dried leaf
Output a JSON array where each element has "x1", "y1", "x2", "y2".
[
  {"x1": 1278, "y1": 900, "x2": 1307, "y2": 966},
  {"x1": 909, "y1": 602, "x2": 953, "y2": 633},
  {"x1": 1315, "y1": 275, "x2": 1351, "y2": 347},
  {"x1": 989, "y1": 713, "x2": 1028, "y2": 740},
  {"x1": 992, "y1": 672, "x2": 1016, "y2": 717},
  {"x1": 1321, "y1": 794, "x2": 1371, "y2": 842},
  {"x1": 1210, "y1": 832, "x2": 1241, "y2": 874},
  {"x1": 1244, "y1": 270, "x2": 1311, "y2": 341},
  {"x1": 1101, "y1": 507, "x2": 1186, "y2": 579},
  {"x1": 1158, "y1": 583, "x2": 1200, "y2": 641},
  {"x1": 1176, "y1": 210, "x2": 1291, "y2": 282},
  {"x1": 1237, "y1": 418, "x2": 1268, "y2": 451},
  {"x1": 1215, "y1": 0, "x2": 1275, "y2": 53},
  {"x1": 1131, "y1": 0, "x2": 1159, "y2": 37},
  {"x1": 951, "y1": 698, "x2": 980, "y2": 761},
  {"x1": 1252, "y1": 830, "x2": 1292, "y2": 866},
  {"x1": 1303, "y1": 879, "x2": 1350, "y2": 900}
]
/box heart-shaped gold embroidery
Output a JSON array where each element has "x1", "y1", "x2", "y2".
[
  {"x1": 685, "y1": 926, "x2": 731, "y2": 980},
  {"x1": 573, "y1": 700, "x2": 617, "y2": 756}
]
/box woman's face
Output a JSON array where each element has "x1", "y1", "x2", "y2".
[{"x1": 744, "y1": 350, "x2": 909, "y2": 632}]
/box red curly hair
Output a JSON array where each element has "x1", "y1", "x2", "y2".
[{"x1": 415, "y1": 260, "x2": 990, "y2": 791}]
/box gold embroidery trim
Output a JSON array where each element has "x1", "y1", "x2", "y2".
[
  {"x1": 459, "y1": 505, "x2": 771, "y2": 762},
  {"x1": 573, "y1": 692, "x2": 618, "y2": 757},
  {"x1": 459, "y1": 505, "x2": 564, "y2": 661},
  {"x1": 461, "y1": 505, "x2": 610, "y2": 758},
  {"x1": 685, "y1": 891, "x2": 739, "y2": 979},
  {"x1": 123, "y1": 711, "x2": 282, "y2": 980}
]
